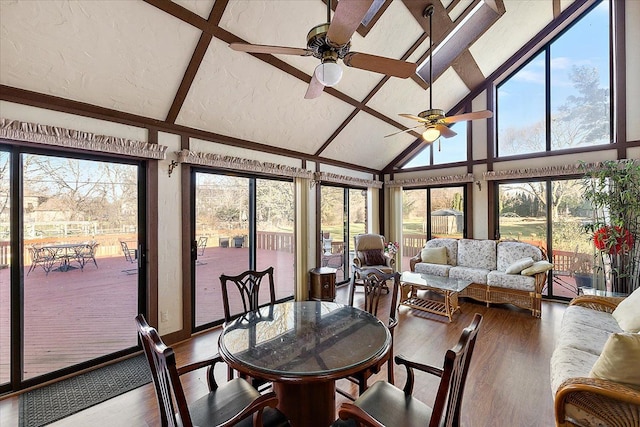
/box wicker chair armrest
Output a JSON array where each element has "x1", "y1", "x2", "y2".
[
  {"x1": 409, "y1": 253, "x2": 422, "y2": 271},
  {"x1": 555, "y1": 376, "x2": 640, "y2": 425},
  {"x1": 353, "y1": 258, "x2": 363, "y2": 268},
  {"x1": 569, "y1": 295, "x2": 625, "y2": 313}
]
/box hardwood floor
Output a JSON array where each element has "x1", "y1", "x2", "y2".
[{"x1": 0, "y1": 286, "x2": 567, "y2": 427}]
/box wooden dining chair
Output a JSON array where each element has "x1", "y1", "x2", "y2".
[
  {"x1": 135, "y1": 314, "x2": 290, "y2": 427},
  {"x1": 219, "y1": 266, "x2": 277, "y2": 323},
  {"x1": 334, "y1": 313, "x2": 483, "y2": 427},
  {"x1": 338, "y1": 266, "x2": 400, "y2": 400},
  {"x1": 219, "y1": 267, "x2": 277, "y2": 385}
]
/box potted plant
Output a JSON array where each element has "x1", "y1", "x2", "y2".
[{"x1": 581, "y1": 160, "x2": 640, "y2": 294}]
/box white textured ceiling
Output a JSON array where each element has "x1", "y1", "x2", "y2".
[{"x1": 0, "y1": 0, "x2": 558, "y2": 171}]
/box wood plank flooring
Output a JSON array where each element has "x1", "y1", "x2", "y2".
[{"x1": 0, "y1": 285, "x2": 567, "y2": 427}]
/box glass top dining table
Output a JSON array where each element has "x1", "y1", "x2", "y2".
[{"x1": 218, "y1": 300, "x2": 391, "y2": 427}]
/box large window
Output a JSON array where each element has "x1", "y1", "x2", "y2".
[
  {"x1": 497, "y1": 1, "x2": 610, "y2": 156},
  {"x1": 497, "y1": 178, "x2": 594, "y2": 299},
  {"x1": 192, "y1": 171, "x2": 294, "y2": 330},
  {"x1": 1, "y1": 146, "x2": 145, "y2": 393},
  {"x1": 320, "y1": 185, "x2": 367, "y2": 284},
  {"x1": 401, "y1": 186, "x2": 466, "y2": 270}
]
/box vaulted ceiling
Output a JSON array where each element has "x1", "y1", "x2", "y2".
[{"x1": 1, "y1": 0, "x2": 570, "y2": 172}]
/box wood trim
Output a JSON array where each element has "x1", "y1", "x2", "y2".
[
  {"x1": 180, "y1": 134, "x2": 192, "y2": 341},
  {"x1": 315, "y1": 109, "x2": 359, "y2": 156},
  {"x1": 553, "y1": 0, "x2": 562, "y2": 19},
  {"x1": 613, "y1": 0, "x2": 626, "y2": 158},
  {"x1": 452, "y1": 50, "x2": 485, "y2": 90},
  {"x1": 147, "y1": 128, "x2": 160, "y2": 329}
]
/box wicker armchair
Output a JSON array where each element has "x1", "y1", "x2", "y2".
[{"x1": 553, "y1": 295, "x2": 640, "y2": 427}]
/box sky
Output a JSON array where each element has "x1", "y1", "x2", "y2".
[{"x1": 404, "y1": 0, "x2": 610, "y2": 168}]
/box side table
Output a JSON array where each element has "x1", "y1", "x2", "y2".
[{"x1": 309, "y1": 267, "x2": 336, "y2": 301}]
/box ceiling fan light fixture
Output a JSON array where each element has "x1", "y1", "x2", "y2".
[
  {"x1": 422, "y1": 126, "x2": 440, "y2": 142},
  {"x1": 314, "y1": 59, "x2": 343, "y2": 87}
]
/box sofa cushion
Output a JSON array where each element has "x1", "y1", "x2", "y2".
[
  {"x1": 486, "y1": 271, "x2": 536, "y2": 292},
  {"x1": 521, "y1": 261, "x2": 553, "y2": 276},
  {"x1": 424, "y1": 238, "x2": 458, "y2": 266},
  {"x1": 362, "y1": 249, "x2": 386, "y2": 267},
  {"x1": 562, "y1": 305, "x2": 623, "y2": 334},
  {"x1": 558, "y1": 320, "x2": 621, "y2": 356},
  {"x1": 505, "y1": 257, "x2": 534, "y2": 274},
  {"x1": 457, "y1": 239, "x2": 496, "y2": 270},
  {"x1": 414, "y1": 263, "x2": 452, "y2": 277},
  {"x1": 589, "y1": 333, "x2": 640, "y2": 390},
  {"x1": 420, "y1": 247, "x2": 447, "y2": 265},
  {"x1": 496, "y1": 241, "x2": 543, "y2": 271},
  {"x1": 449, "y1": 266, "x2": 490, "y2": 284},
  {"x1": 550, "y1": 346, "x2": 600, "y2": 394},
  {"x1": 612, "y1": 287, "x2": 640, "y2": 333}
]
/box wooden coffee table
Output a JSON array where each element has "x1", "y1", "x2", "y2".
[{"x1": 399, "y1": 271, "x2": 472, "y2": 322}]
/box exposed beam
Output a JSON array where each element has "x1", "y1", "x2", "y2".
[
  {"x1": 165, "y1": 0, "x2": 229, "y2": 124},
  {"x1": 0, "y1": 85, "x2": 379, "y2": 174}
]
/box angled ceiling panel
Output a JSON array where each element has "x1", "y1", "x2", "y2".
[
  {"x1": 322, "y1": 111, "x2": 414, "y2": 170},
  {"x1": 0, "y1": 0, "x2": 201, "y2": 120},
  {"x1": 176, "y1": 36, "x2": 354, "y2": 154},
  {"x1": 469, "y1": 1, "x2": 554, "y2": 77}
]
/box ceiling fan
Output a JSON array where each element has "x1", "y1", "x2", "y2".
[
  {"x1": 386, "y1": 4, "x2": 493, "y2": 144},
  {"x1": 229, "y1": 0, "x2": 417, "y2": 99}
]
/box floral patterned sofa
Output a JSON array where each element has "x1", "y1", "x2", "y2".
[{"x1": 410, "y1": 238, "x2": 550, "y2": 317}]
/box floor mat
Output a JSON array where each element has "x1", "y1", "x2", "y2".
[{"x1": 19, "y1": 354, "x2": 151, "y2": 427}]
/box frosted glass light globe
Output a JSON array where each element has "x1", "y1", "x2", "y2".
[{"x1": 314, "y1": 61, "x2": 343, "y2": 87}]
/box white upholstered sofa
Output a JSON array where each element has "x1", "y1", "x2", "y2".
[
  {"x1": 410, "y1": 238, "x2": 551, "y2": 317},
  {"x1": 550, "y1": 292, "x2": 640, "y2": 426}
]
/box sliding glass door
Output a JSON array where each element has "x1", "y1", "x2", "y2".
[
  {"x1": 192, "y1": 170, "x2": 294, "y2": 330},
  {"x1": 0, "y1": 146, "x2": 145, "y2": 393},
  {"x1": 320, "y1": 185, "x2": 366, "y2": 284}
]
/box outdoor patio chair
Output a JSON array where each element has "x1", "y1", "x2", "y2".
[
  {"x1": 334, "y1": 313, "x2": 483, "y2": 427},
  {"x1": 27, "y1": 245, "x2": 56, "y2": 276},
  {"x1": 119, "y1": 240, "x2": 138, "y2": 275},
  {"x1": 338, "y1": 267, "x2": 400, "y2": 401},
  {"x1": 196, "y1": 236, "x2": 207, "y2": 265},
  {"x1": 77, "y1": 241, "x2": 99, "y2": 270},
  {"x1": 135, "y1": 314, "x2": 290, "y2": 427}
]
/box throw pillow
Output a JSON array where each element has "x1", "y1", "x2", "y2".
[
  {"x1": 589, "y1": 332, "x2": 640, "y2": 390},
  {"x1": 363, "y1": 249, "x2": 386, "y2": 266},
  {"x1": 505, "y1": 257, "x2": 535, "y2": 274},
  {"x1": 520, "y1": 260, "x2": 554, "y2": 276},
  {"x1": 612, "y1": 287, "x2": 640, "y2": 333},
  {"x1": 420, "y1": 247, "x2": 447, "y2": 265}
]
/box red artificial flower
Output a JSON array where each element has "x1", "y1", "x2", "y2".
[{"x1": 593, "y1": 226, "x2": 634, "y2": 254}]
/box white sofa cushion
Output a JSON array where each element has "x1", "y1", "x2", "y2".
[
  {"x1": 414, "y1": 263, "x2": 452, "y2": 277},
  {"x1": 487, "y1": 271, "x2": 536, "y2": 291},
  {"x1": 505, "y1": 257, "x2": 534, "y2": 274},
  {"x1": 589, "y1": 333, "x2": 640, "y2": 390},
  {"x1": 562, "y1": 305, "x2": 623, "y2": 333},
  {"x1": 612, "y1": 287, "x2": 640, "y2": 332},
  {"x1": 496, "y1": 241, "x2": 543, "y2": 271},
  {"x1": 457, "y1": 239, "x2": 496, "y2": 270},
  {"x1": 449, "y1": 266, "x2": 490, "y2": 284},
  {"x1": 550, "y1": 347, "x2": 600, "y2": 394},
  {"x1": 424, "y1": 238, "x2": 458, "y2": 266}
]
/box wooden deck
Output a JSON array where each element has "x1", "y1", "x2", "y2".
[{"x1": 0, "y1": 246, "x2": 294, "y2": 383}]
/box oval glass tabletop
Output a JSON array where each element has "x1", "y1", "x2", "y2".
[{"x1": 219, "y1": 301, "x2": 391, "y2": 379}]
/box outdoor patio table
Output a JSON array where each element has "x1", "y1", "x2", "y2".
[
  {"x1": 42, "y1": 243, "x2": 85, "y2": 272},
  {"x1": 218, "y1": 300, "x2": 391, "y2": 427}
]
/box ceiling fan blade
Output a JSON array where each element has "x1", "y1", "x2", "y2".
[
  {"x1": 436, "y1": 124, "x2": 457, "y2": 138},
  {"x1": 399, "y1": 113, "x2": 429, "y2": 123},
  {"x1": 442, "y1": 110, "x2": 493, "y2": 124},
  {"x1": 230, "y1": 43, "x2": 313, "y2": 57},
  {"x1": 384, "y1": 125, "x2": 424, "y2": 138},
  {"x1": 304, "y1": 74, "x2": 325, "y2": 99},
  {"x1": 343, "y1": 52, "x2": 416, "y2": 79},
  {"x1": 327, "y1": 0, "x2": 374, "y2": 46}
]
